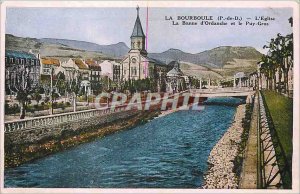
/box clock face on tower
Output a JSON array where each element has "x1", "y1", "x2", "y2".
[{"x1": 131, "y1": 58, "x2": 137, "y2": 63}]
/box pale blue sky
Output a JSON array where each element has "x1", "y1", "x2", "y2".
[{"x1": 6, "y1": 7, "x2": 293, "y2": 54}]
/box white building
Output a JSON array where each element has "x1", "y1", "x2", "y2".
[
  {"x1": 99, "y1": 60, "x2": 121, "y2": 82},
  {"x1": 55, "y1": 58, "x2": 79, "y2": 82}
]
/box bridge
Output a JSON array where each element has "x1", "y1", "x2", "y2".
[{"x1": 189, "y1": 88, "x2": 255, "y2": 99}]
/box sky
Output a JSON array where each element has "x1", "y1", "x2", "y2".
[{"x1": 6, "y1": 7, "x2": 293, "y2": 54}]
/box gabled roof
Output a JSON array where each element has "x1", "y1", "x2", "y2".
[
  {"x1": 41, "y1": 58, "x2": 60, "y2": 66},
  {"x1": 167, "y1": 61, "x2": 184, "y2": 77},
  {"x1": 73, "y1": 59, "x2": 89, "y2": 70},
  {"x1": 85, "y1": 59, "x2": 97, "y2": 66},
  {"x1": 167, "y1": 68, "x2": 184, "y2": 77},
  {"x1": 5, "y1": 50, "x2": 37, "y2": 59},
  {"x1": 131, "y1": 10, "x2": 145, "y2": 38}
]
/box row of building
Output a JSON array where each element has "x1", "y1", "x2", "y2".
[{"x1": 5, "y1": 6, "x2": 190, "y2": 96}]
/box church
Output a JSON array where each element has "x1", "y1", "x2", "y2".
[{"x1": 121, "y1": 6, "x2": 167, "y2": 86}]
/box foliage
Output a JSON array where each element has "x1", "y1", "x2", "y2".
[
  {"x1": 5, "y1": 103, "x2": 20, "y2": 115},
  {"x1": 32, "y1": 92, "x2": 42, "y2": 104},
  {"x1": 259, "y1": 18, "x2": 293, "y2": 94},
  {"x1": 90, "y1": 80, "x2": 102, "y2": 95}
]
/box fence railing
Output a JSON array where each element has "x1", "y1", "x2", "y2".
[
  {"x1": 257, "y1": 91, "x2": 292, "y2": 189},
  {"x1": 4, "y1": 105, "x2": 128, "y2": 133}
]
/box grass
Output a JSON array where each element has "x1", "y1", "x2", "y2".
[{"x1": 262, "y1": 90, "x2": 293, "y2": 188}]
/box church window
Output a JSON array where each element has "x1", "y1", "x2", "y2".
[
  {"x1": 131, "y1": 67, "x2": 137, "y2": 76},
  {"x1": 137, "y1": 41, "x2": 141, "y2": 49},
  {"x1": 131, "y1": 58, "x2": 137, "y2": 63}
]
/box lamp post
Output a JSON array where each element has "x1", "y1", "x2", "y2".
[{"x1": 50, "y1": 67, "x2": 54, "y2": 115}]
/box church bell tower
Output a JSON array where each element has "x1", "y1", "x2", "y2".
[{"x1": 130, "y1": 6, "x2": 147, "y2": 56}]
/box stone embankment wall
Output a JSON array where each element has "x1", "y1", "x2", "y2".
[
  {"x1": 5, "y1": 110, "x2": 160, "y2": 168},
  {"x1": 203, "y1": 104, "x2": 247, "y2": 189}
]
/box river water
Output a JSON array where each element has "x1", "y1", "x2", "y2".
[{"x1": 5, "y1": 98, "x2": 242, "y2": 188}]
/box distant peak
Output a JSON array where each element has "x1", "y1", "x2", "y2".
[
  {"x1": 166, "y1": 48, "x2": 183, "y2": 52},
  {"x1": 114, "y1": 42, "x2": 127, "y2": 46}
]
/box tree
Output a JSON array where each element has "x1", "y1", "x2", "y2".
[
  {"x1": 8, "y1": 66, "x2": 35, "y2": 119},
  {"x1": 66, "y1": 74, "x2": 82, "y2": 112},
  {"x1": 259, "y1": 55, "x2": 273, "y2": 90},
  {"x1": 260, "y1": 17, "x2": 294, "y2": 94},
  {"x1": 55, "y1": 71, "x2": 66, "y2": 96}
]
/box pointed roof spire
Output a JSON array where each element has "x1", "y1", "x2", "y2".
[
  {"x1": 131, "y1": 5, "x2": 145, "y2": 38},
  {"x1": 137, "y1": 5, "x2": 139, "y2": 16}
]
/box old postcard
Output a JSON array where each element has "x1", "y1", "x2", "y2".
[{"x1": 0, "y1": 0, "x2": 299, "y2": 193}]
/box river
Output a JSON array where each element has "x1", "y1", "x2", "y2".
[{"x1": 5, "y1": 98, "x2": 243, "y2": 188}]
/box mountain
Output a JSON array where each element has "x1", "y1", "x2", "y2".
[
  {"x1": 5, "y1": 34, "x2": 111, "y2": 60},
  {"x1": 5, "y1": 34, "x2": 262, "y2": 78},
  {"x1": 39, "y1": 38, "x2": 130, "y2": 58},
  {"x1": 148, "y1": 46, "x2": 262, "y2": 69},
  {"x1": 148, "y1": 46, "x2": 262, "y2": 78}
]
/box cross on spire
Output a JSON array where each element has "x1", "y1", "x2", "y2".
[{"x1": 136, "y1": 5, "x2": 139, "y2": 16}]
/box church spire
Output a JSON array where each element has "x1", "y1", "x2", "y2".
[{"x1": 131, "y1": 5, "x2": 145, "y2": 38}]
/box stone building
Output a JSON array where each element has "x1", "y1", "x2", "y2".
[
  {"x1": 85, "y1": 59, "x2": 102, "y2": 82},
  {"x1": 40, "y1": 58, "x2": 60, "y2": 75},
  {"x1": 166, "y1": 61, "x2": 186, "y2": 93},
  {"x1": 73, "y1": 59, "x2": 90, "y2": 81},
  {"x1": 86, "y1": 59, "x2": 102, "y2": 95},
  {"x1": 5, "y1": 50, "x2": 41, "y2": 94},
  {"x1": 122, "y1": 6, "x2": 167, "y2": 84},
  {"x1": 99, "y1": 60, "x2": 122, "y2": 82},
  {"x1": 55, "y1": 58, "x2": 79, "y2": 82}
]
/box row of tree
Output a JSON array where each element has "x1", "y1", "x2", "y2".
[{"x1": 259, "y1": 17, "x2": 293, "y2": 94}]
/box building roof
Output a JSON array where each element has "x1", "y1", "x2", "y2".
[
  {"x1": 131, "y1": 7, "x2": 145, "y2": 38},
  {"x1": 85, "y1": 59, "x2": 101, "y2": 70},
  {"x1": 73, "y1": 59, "x2": 89, "y2": 70},
  {"x1": 167, "y1": 61, "x2": 184, "y2": 77},
  {"x1": 167, "y1": 68, "x2": 184, "y2": 77},
  {"x1": 85, "y1": 59, "x2": 96, "y2": 66},
  {"x1": 5, "y1": 50, "x2": 37, "y2": 59},
  {"x1": 41, "y1": 58, "x2": 60, "y2": 66}
]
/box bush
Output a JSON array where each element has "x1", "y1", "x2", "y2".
[{"x1": 5, "y1": 103, "x2": 20, "y2": 115}]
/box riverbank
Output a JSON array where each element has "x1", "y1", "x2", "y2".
[
  {"x1": 203, "y1": 104, "x2": 246, "y2": 189},
  {"x1": 5, "y1": 110, "x2": 160, "y2": 168}
]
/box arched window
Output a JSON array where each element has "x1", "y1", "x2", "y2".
[{"x1": 137, "y1": 41, "x2": 141, "y2": 49}]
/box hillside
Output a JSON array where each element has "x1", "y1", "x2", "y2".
[
  {"x1": 39, "y1": 38, "x2": 130, "y2": 58},
  {"x1": 148, "y1": 46, "x2": 262, "y2": 69},
  {"x1": 5, "y1": 34, "x2": 262, "y2": 78},
  {"x1": 148, "y1": 46, "x2": 262, "y2": 78},
  {"x1": 5, "y1": 34, "x2": 112, "y2": 60}
]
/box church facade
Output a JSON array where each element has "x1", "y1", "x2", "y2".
[{"x1": 122, "y1": 7, "x2": 167, "y2": 85}]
